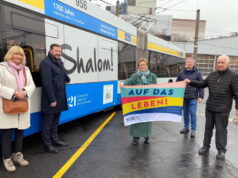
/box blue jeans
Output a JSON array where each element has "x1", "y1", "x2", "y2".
[{"x1": 183, "y1": 99, "x2": 198, "y2": 131}]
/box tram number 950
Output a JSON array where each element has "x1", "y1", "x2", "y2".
[{"x1": 76, "y1": 0, "x2": 87, "y2": 10}]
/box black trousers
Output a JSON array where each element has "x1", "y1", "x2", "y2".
[
  {"x1": 1, "y1": 129, "x2": 23, "y2": 159},
  {"x1": 41, "y1": 112, "x2": 61, "y2": 146},
  {"x1": 203, "y1": 109, "x2": 229, "y2": 152}
]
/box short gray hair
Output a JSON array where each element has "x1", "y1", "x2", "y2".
[
  {"x1": 186, "y1": 57, "x2": 195, "y2": 62},
  {"x1": 185, "y1": 57, "x2": 196, "y2": 64},
  {"x1": 217, "y1": 55, "x2": 230, "y2": 63}
]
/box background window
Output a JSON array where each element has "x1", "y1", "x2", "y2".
[
  {"x1": 118, "y1": 42, "x2": 136, "y2": 80},
  {"x1": 128, "y1": 0, "x2": 136, "y2": 6},
  {"x1": 148, "y1": 50, "x2": 185, "y2": 77}
]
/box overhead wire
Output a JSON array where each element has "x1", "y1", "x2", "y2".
[
  {"x1": 99, "y1": 0, "x2": 237, "y2": 39},
  {"x1": 158, "y1": 0, "x2": 187, "y2": 13},
  {"x1": 91, "y1": 0, "x2": 113, "y2": 6},
  {"x1": 136, "y1": 0, "x2": 158, "y2": 5},
  {"x1": 99, "y1": 0, "x2": 113, "y2": 5},
  {"x1": 124, "y1": 14, "x2": 236, "y2": 37},
  {"x1": 159, "y1": 0, "x2": 178, "y2": 7}
]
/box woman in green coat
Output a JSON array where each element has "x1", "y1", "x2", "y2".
[{"x1": 120, "y1": 58, "x2": 157, "y2": 145}]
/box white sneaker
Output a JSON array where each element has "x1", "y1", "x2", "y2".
[
  {"x1": 12, "y1": 152, "x2": 29, "y2": 167},
  {"x1": 3, "y1": 157, "x2": 16, "y2": 172}
]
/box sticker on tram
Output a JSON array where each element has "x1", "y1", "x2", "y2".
[{"x1": 103, "y1": 85, "x2": 113, "y2": 104}]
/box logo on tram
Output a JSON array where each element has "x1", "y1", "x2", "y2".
[{"x1": 61, "y1": 44, "x2": 114, "y2": 75}]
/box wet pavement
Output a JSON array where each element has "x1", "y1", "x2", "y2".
[{"x1": 1, "y1": 90, "x2": 238, "y2": 177}]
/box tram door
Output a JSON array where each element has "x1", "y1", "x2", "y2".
[
  {"x1": 22, "y1": 46, "x2": 35, "y2": 71},
  {"x1": 22, "y1": 46, "x2": 41, "y2": 86}
]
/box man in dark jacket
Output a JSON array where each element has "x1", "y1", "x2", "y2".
[
  {"x1": 40, "y1": 44, "x2": 70, "y2": 153},
  {"x1": 185, "y1": 55, "x2": 238, "y2": 160},
  {"x1": 177, "y1": 57, "x2": 204, "y2": 138}
]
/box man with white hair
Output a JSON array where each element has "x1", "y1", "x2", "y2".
[{"x1": 185, "y1": 55, "x2": 238, "y2": 160}]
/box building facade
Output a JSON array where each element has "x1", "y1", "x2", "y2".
[
  {"x1": 172, "y1": 36, "x2": 238, "y2": 76},
  {"x1": 127, "y1": 0, "x2": 156, "y2": 15},
  {"x1": 171, "y1": 19, "x2": 206, "y2": 42}
]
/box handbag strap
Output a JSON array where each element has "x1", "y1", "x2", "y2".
[{"x1": 23, "y1": 67, "x2": 27, "y2": 86}]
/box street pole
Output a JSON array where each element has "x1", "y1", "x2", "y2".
[
  {"x1": 193, "y1": 9, "x2": 200, "y2": 60},
  {"x1": 115, "y1": 0, "x2": 120, "y2": 16}
]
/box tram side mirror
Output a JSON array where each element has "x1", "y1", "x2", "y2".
[{"x1": 168, "y1": 79, "x2": 173, "y2": 83}]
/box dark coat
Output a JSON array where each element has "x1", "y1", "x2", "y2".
[
  {"x1": 40, "y1": 53, "x2": 70, "y2": 113},
  {"x1": 176, "y1": 67, "x2": 204, "y2": 99},
  {"x1": 190, "y1": 69, "x2": 238, "y2": 112}
]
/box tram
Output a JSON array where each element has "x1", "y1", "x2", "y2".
[{"x1": 0, "y1": 0, "x2": 185, "y2": 136}]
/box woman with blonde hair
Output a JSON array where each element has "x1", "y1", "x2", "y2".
[
  {"x1": 0, "y1": 46, "x2": 35, "y2": 172},
  {"x1": 120, "y1": 58, "x2": 157, "y2": 145}
]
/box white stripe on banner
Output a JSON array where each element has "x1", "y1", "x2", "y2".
[{"x1": 124, "y1": 113, "x2": 182, "y2": 126}]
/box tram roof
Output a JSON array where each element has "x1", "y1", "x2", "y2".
[
  {"x1": 3, "y1": 0, "x2": 137, "y2": 39},
  {"x1": 147, "y1": 34, "x2": 186, "y2": 58}
]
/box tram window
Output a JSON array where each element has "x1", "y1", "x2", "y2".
[
  {"x1": 118, "y1": 42, "x2": 136, "y2": 80},
  {"x1": 0, "y1": 5, "x2": 3, "y2": 62},
  {"x1": 12, "y1": 13, "x2": 45, "y2": 36},
  {"x1": 0, "y1": 50, "x2": 3, "y2": 62},
  {"x1": 148, "y1": 51, "x2": 157, "y2": 73},
  {"x1": 0, "y1": 4, "x2": 46, "y2": 87},
  {"x1": 148, "y1": 51, "x2": 185, "y2": 77}
]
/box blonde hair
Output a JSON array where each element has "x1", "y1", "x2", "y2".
[
  {"x1": 4, "y1": 46, "x2": 26, "y2": 65},
  {"x1": 137, "y1": 58, "x2": 148, "y2": 67}
]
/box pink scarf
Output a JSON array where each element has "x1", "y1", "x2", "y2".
[{"x1": 8, "y1": 61, "x2": 25, "y2": 90}]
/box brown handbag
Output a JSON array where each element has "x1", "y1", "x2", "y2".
[
  {"x1": 2, "y1": 98, "x2": 28, "y2": 114},
  {"x1": 2, "y1": 67, "x2": 28, "y2": 114}
]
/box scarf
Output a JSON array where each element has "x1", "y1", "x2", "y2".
[
  {"x1": 137, "y1": 70, "x2": 151, "y2": 84},
  {"x1": 8, "y1": 61, "x2": 25, "y2": 90}
]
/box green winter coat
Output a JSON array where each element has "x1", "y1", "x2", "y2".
[{"x1": 124, "y1": 72, "x2": 157, "y2": 138}]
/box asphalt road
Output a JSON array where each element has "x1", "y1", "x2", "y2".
[{"x1": 1, "y1": 90, "x2": 238, "y2": 177}]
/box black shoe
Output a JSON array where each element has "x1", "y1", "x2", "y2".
[
  {"x1": 132, "y1": 137, "x2": 139, "y2": 145},
  {"x1": 53, "y1": 140, "x2": 68, "y2": 147},
  {"x1": 198, "y1": 146, "x2": 209, "y2": 155},
  {"x1": 216, "y1": 151, "x2": 225, "y2": 160},
  {"x1": 190, "y1": 131, "x2": 196, "y2": 138},
  {"x1": 44, "y1": 145, "x2": 58, "y2": 153},
  {"x1": 180, "y1": 128, "x2": 189, "y2": 134},
  {"x1": 144, "y1": 138, "x2": 150, "y2": 144}
]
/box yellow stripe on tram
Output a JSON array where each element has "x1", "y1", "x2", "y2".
[
  {"x1": 147, "y1": 42, "x2": 182, "y2": 57},
  {"x1": 19, "y1": 0, "x2": 44, "y2": 10},
  {"x1": 117, "y1": 29, "x2": 125, "y2": 41},
  {"x1": 53, "y1": 112, "x2": 117, "y2": 178}
]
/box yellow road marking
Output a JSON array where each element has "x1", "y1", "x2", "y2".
[{"x1": 53, "y1": 112, "x2": 116, "y2": 178}]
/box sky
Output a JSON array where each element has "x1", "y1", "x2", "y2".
[
  {"x1": 159, "y1": 0, "x2": 238, "y2": 38},
  {"x1": 97, "y1": 0, "x2": 238, "y2": 38}
]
